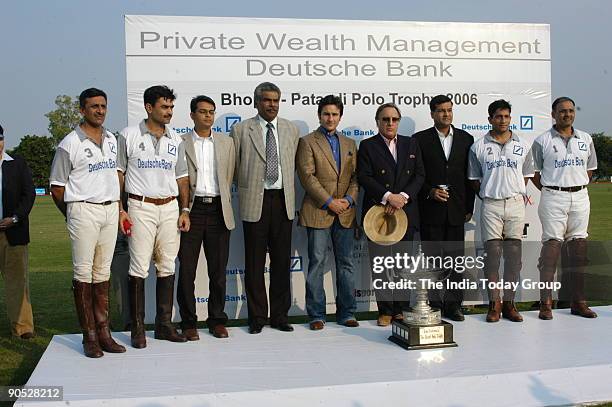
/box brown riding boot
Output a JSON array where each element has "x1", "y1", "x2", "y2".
[
  {"x1": 502, "y1": 301, "x2": 523, "y2": 322},
  {"x1": 154, "y1": 275, "x2": 187, "y2": 342},
  {"x1": 93, "y1": 281, "x2": 126, "y2": 353},
  {"x1": 484, "y1": 240, "x2": 503, "y2": 323},
  {"x1": 537, "y1": 240, "x2": 561, "y2": 320},
  {"x1": 486, "y1": 300, "x2": 502, "y2": 322},
  {"x1": 566, "y1": 239, "x2": 598, "y2": 318},
  {"x1": 129, "y1": 276, "x2": 147, "y2": 348},
  {"x1": 73, "y1": 280, "x2": 103, "y2": 358}
]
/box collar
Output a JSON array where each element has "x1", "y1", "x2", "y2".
[
  {"x1": 435, "y1": 126, "x2": 454, "y2": 138},
  {"x1": 192, "y1": 130, "x2": 214, "y2": 142},
  {"x1": 551, "y1": 126, "x2": 579, "y2": 139},
  {"x1": 257, "y1": 115, "x2": 278, "y2": 130},
  {"x1": 140, "y1": 119, "x2": 170, "y2": 138},
  {"x1": 319, "y1": 126, "x2": 339, "y2": 139},
  {"x1": 484, "y1": 131, "x2": 519, "y2": 145},
  {"x1": 1, "y1": 152, "x2": 14, "y2": 162},
  {"x1": 379, "y1": 133, "x2": 397, "y2": 146},
  {"x1": 76, "y1": 124, "x2": 110, "y2": 142}
]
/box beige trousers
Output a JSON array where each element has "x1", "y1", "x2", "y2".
[{"x1": 0, "y1": 232, "x2": 34, "y2": 337}]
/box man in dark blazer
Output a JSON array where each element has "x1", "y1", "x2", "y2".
[
  {"x1": 230, "y1": 82, "x2": 300, "y2": 334},
  {"x1": 0, "y1": 124, "x2": 36, "y2": 339},
  {"x1": 413, "y1": 94, "x2": 475, "y2": 321},
  {"x1": 357, "y1": 103, "x2": 425, "y2": 327}
]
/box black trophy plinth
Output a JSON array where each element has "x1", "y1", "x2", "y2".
[{"x1": 388, "y1": 319, "x2": 457, "y2": 350}]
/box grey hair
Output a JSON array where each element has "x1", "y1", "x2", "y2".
[{"x1": 254, "y1": 82, "x2": 281, "y2": 105}]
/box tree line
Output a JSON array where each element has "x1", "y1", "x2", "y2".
[{"x1": 7, "y1": 95, "x2": 612, "y2": 188}]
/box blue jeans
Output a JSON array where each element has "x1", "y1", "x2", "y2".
[{"x1": 306, "y1": 220, "x2": 356, "y2": 324}]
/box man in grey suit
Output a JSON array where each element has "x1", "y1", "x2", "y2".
[
  {"x1": 230, "y1": 82, "x2": 300, "y2": 334},
  {"x1": 178, "y1": 95, "x2": 236, "y2": 340}
]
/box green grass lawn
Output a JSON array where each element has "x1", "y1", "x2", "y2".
[{"x1": 1, "y1": 187, "x2": 611, "y2": 405}]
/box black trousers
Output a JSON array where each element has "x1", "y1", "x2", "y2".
[
  {"x1": 177, "y1": 198, "x2": 230, "y2": 329},
  {"x1": 421, "y1": 222, "x2": 466, "y2": 308},
  {"x1": 376, "y1": 228, "x2": 415, "y2": 316},
  {"x1": 243, "y1": 189, "x2": 293, "y2": 326}
]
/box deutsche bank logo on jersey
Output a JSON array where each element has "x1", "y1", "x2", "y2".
[
  {"x1": 108, "y1": 142, "x2": 116, "y2": 154},
  {"x1": 167, "y1": 144, "x2": 177, "y2": 156},
  {"x1": 578, "y1": 141, "x2": 587, "y2": 151},
  {"x1": 513, "y1": 145, "x2": 524, "y2": 156},
  {"x1": 520, "y1": 115, "x2": 533, "y2": 130},
  {"x1": 225, "y1": 116, "x2": 241, "y2": 132}
]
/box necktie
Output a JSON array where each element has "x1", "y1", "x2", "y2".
[{"x1": 265, "y1": 123, "x2": 279, "y2": 184}]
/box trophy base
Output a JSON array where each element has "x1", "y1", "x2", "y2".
[{"x1": 388, "y1": 320, "x2": 457, "y2": 350}]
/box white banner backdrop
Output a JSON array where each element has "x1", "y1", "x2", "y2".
[{"x1": 124, "y1": 16, "x2": 551, "y2": 322}]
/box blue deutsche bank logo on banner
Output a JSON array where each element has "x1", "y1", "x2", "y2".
[
  {"x1": 225, "y1": 116, "x2": 241, "y2": 132},
  {"x1": 290, "y1": 256, "x2": 303, "y2": 272},
  {"x1": 520, "y1": 116, "x2": 533, "y2": 130}
]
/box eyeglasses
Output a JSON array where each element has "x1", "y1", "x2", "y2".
[{"x1": 380, "y1": 117, "x2": 401, "y2": 124}]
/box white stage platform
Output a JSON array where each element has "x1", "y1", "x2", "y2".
[{"x1": 18, "y1": 306, "x2": 612, "y2": 407}]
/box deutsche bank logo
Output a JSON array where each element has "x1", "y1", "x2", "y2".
[
  {"x1": 513, "y1": 145, "x2": 524, "y2": 156},
  {"x1": 167, "y1": 144, "x2": 177, "y2": 156},
  {"x1": 520, "y1": 116, "x2": 533, "y2": 130},
  {"x1": 108, "y1": 142, "x2": 116, "y2": 154},
  {"x1": 225, "y1": 116, "x2": 241, "y2": 132},
  {"x1": 290, "y1": 256, "x2": 303, "y2": 272},
  {"x1": 578, "y1": 141, "x2": 587, "y2": 151}
]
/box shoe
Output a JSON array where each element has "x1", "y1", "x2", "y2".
[
  {"x1": 392, "y1": 313, "x2": 404, "y2": 322},
  {"x1": 93, "y1": 281, "x2": 126, "y2": 353},
  {"x1": 129, "y1": 276, "x2": 147, "y2": 348},
  {"x1": 501, "y1": 301, "x2": 523, "y2": 322},
  {"x1": 209, "y1": 325, "x2": 229, "y2": 338},
  {"x1": 486, "y1": 300, "x2": 502, "y2": 323},
  {"x1": 73, "y1": 280, "x2": 104, "y2": 358},
  {"x1": 249, "y1": 324, "x2": 263, "y2": 334},
  {"x1": 271, "y1": 322, "x2": 294, "y2": 332},
  {"x1": 444, "y1": 306, "x2": 465, "y2": 322},
  {"x1": 154, "y1": 276, "x2": 187, "y2": 343},
  {"x1": 570, "y1": 302, "x2": 598, "y2": 318},
  {"x1": 309, "y1": 320, "x2": 325, "y2": 330},
  {"x1": 377, "y1": 315, "x2": 392, "y2": 327},
  {"x1": 342, "y1": 319, "x2": 359, "y2": 328},
  {"x1": 183, "y1": 328, "x2": 200, "y2": 341},
  {"x1": 20, "y1": 332, "x2": 35, "y2": 340},
  {"x1": 539, "y1": 300, "x2": 553, "y2": 320}
]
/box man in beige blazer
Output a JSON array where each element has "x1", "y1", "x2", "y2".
[
  {"x1": 230, "y1": 82, "x2": 300, "y2": 334},
  {"x1": 297, "y1": 95, "x2": 359, "y2": 330},
  {"x1": 178, "y1": 95, "x2": 235, "y2": 341}
]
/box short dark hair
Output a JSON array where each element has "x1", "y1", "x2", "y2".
[
  {"x1": 552, "y1": 96, "x2": 575, "y2": 111},
  {"x1": 488, "y1": 99, "x2": 512, "y2": 117},
  {"x1": 375, "y1": 103, "x2": 402, "y2": 121},
  {"x1": 0, "y1": 124, "x2": 3, "y2": 136},
  {"x1": 254, "y1": 82, "x2": 281, "y2": 105},
  {"x1": 79, "y1": 88, "x2": 107, "y2": 108},
  {"x1": 317, "y1": 95, "x2": 344, "y2": 117},
  {"x1": 190, "y1": 95, "x2": 216, "y2": 113},
  {"x1": 429, "y1": 94, "x2": 452, "y2": 112},
  {"x1": 143, "y1": 85, "x2": 176, "y2": 107}
]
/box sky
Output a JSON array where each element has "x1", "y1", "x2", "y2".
[{"x1": 1, "y1": 0, "x2": 611, "y2": 148}]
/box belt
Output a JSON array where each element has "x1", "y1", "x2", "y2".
[
  {"x1": 544, "y1": 185, "x2": 587, "y2": 192},
  {"x1": 194, "y1": 196, "x2": 220, "y2": 204},
  {"x1": 76, "y1": 200, "x2": 115, "y2": 206},
  {"x1": 128, "y1": 193, "x2": 176, "y2": 205}
]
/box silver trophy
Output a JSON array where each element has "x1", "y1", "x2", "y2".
[{"x1": 388, "y1": 243, "x2": 457, "y2": 350}]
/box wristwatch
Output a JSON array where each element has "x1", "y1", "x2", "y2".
[
  {"x1": 11, "y1": 215, "x2": 18, "y2": 224},
  {"x1": 181, "y1": 207, "x2": 191, "y2": 213}
]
